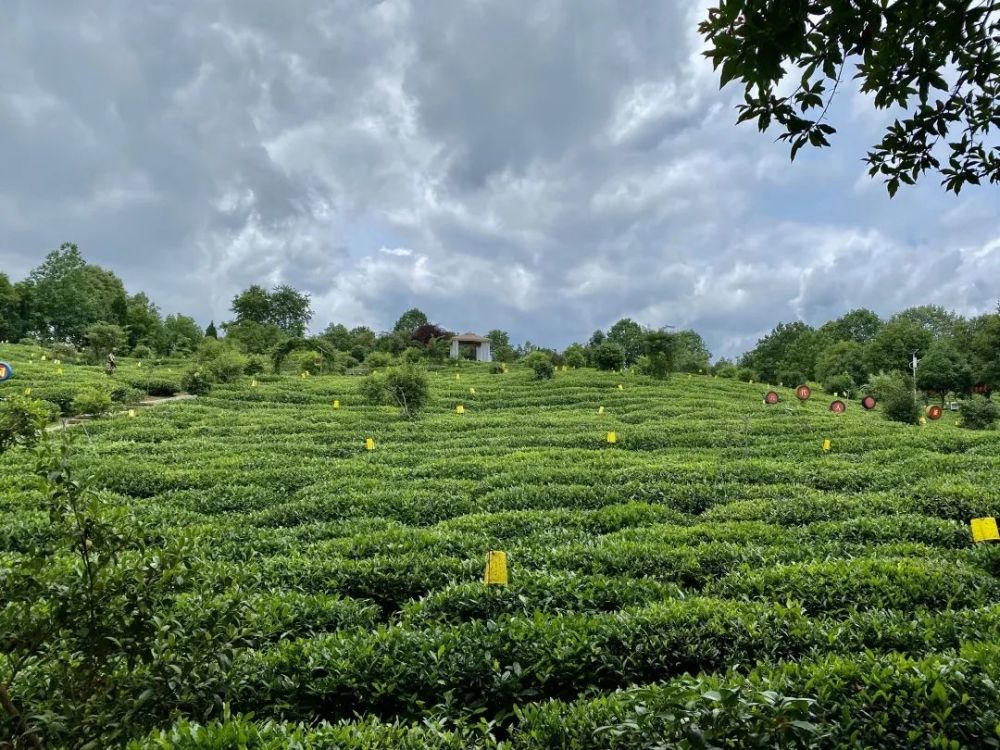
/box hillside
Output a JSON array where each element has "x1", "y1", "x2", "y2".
[{"x1": 2, "y1": 343, "x2": 1000, "y2": 748}]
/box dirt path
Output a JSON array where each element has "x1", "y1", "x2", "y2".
[{"x1": 46, "y1": 393, "x2": 196, "y2": 431}]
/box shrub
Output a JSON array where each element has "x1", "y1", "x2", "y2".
[
  {"x1": 714, "y1": 363, "x2": 738, "y2": 378},
  {"x1": 109, "y1": 385, "x2": 145, "y2": 407},
  {"x1": 592, "y1": 342, "x2": 626, "y2": 371},
  {"x1": 0, "y1": 395, "x2": 53, "y2": 454},
  {"x1": 364, "y1": 352, "x2": 394, "y2": 372},
  {"x1": 290, "y1": 350, "x2": 324, "y2": 375},
  {"x1": 72, "y1": 387, "x2": 113, "y2": 417},
  {"x1": 49, "y1": 342, "x2": 78, "y2": 363},
  {"x1": 823, "y1": 373, "x2": 855, "y2": 397},
  {"x1": 202, "y1": 350, "x2": 246, "y2": 383},
  {"x1": 564, "y1": 345, "x2": 587, "y2": 369},
  {"x1": 402, "y1": 347, "x2": 423, "y2": 364},
  {"x1": 131, "y1": 344, "x2": 154, "y2": 360},
  {"x1": 243, "y1": 355, "x2": 266, "y2": 376},
  {"x1": 525, "y1": 351, "x2": 555, "y2": 380},
  {"x1": 181, "y1": 369, "x2": 212, "y2": 396},
  {"x1": 870, "y1": 373, "x2": 920, "y2": 425},
  {"x1": 489, "y1": 362, "x2": 506, "y2": 374},
  {"x1": 140, "y1": 378, "x2": 180, "y2": 397},
  {"x1": 360, "y1": 365, "x2": 430, "y2": 418},
  {"x1": 736, "y1": 367, "x2": 755, "y2": 382},
  {"x1": 959, "y1": 395, "x2": 998, "y2": 430},
  {"x1": 777, "y1": 370, "x2": 806, "y2": 387}
]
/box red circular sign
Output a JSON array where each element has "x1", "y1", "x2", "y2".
[
  {"x1": 927, "y1": 405, "x2": 943, "y2": 420},
  {"x1": 861, "y1": 395, "x2": 877, "y2": 410},
  {"x1": 764, "y1": 391, "x2": 779, "y2": 405},
  {"x1": 795, "y1": 384, "x2": 811, "y2": 401},
  {"x1": 830, "y1": 400, "x2": 846, "y2": 413}
]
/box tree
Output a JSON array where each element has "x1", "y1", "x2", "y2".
[
  {"x1": 205, "y1": 320, "x2": 218, "y2": 339},
  {"x1": 525, "y1": 351, "x2": 555, "y2": 380},
  {"x1": 816, "y1": 340, "x2": 868, "y2": 385},
  {"x1": 349, "y1": 326, "x2": 377, "y2": 362},
  {"x1": 642, "y1": 329, "x2": 678, "y2": 379},
  {"x1": 740, "y1": 321, "x2": 816, "y2": 383},
  {"x1": 672, "y1": 330, "x2": 711, "y2": 373},
  {"x1": 85, "y1": 323, "x2": 127, "y2": 363},
  {"x1": 889, "y1": 305, "x2": 961, "y2": 340},
  {"x1": 162, "y1": 315, "x2": 203, "y2": 355},
  {"x1": 269, "y1": 285, "x2": 312, "y2": 337},
  {"x1": 607, "y1": 318, "x2": 644, "y2": 366},
  {"x1": 865, "y1": 318, "x2": 934, "y2": 375},
  {"x1": 27, "y1": 244, "x2": 128, "y2": 344},
  {"x1": 393, "y1": 308, "x2": 429, "y2": 335},
  {"x1": 0, "y1": 273, "x2": 24, "y2": 341},
  {"x1": 486, "y1": 329, "x2": 515, "y2": 362},
  {"x1": 125, "y1": 293, "x2": 163, "y2": 351},
  {"x1": 230, "y1": 285, "x2": 272, "y2": 326},
  {"x1": 412, "y1": 323, "x2": 451, "y2": 347},
  {"x1": 700, "y1": 1, "x2": 1000, "y2": 194},
  {"x1": 870, "y1": 373, "x2": 921, "y2": 424},
  {"x1": 564, "y1": 344, "x2": 588, "y2": 369},
  {"x1": 320, "y1": 323, "x2": 351, "y2": 351},
  {"x1": 221, "y1": 320, "x2": 284, "y2": 355},
  {"x1": 916, "y1": 340, "x2": 973, "y2": 401},
  {"x1": 593, "y1": 342, "x2": 626, "y2": 371},
  {"x1": 968, "y1": 310, "x2": 1000, "y2": 392},
  {"x1": 819, "y1": 308, "x2": 883, "y2": 344}
]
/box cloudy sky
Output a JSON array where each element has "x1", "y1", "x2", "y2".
[{"x1": 1, "y1": 1, "x2": 997, "y2": 358}]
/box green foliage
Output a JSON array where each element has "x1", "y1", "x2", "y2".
[
  {"x1": 916, "y1": 340, "x2": 973, "y2": 399},
  {"x1": 71, "y1": 386, "x2": 113, "y2": 417},
  {"x1": 739, "y1": 321, "x2": 819, "y2": 383},
  {"x1": 818, "y1": 308, "x2": 883, "y2": 344},
  {"x1": 162, "y1": 314, "x2": 204, "y2": 356},
  {"x1": 822, "y1": 373, "x2": 854, "y2": 398},
  {"x1": 126, "y1": 292, "x2": 164, "y2": 351},
  {"x1": 606, "y1": 318, "x2": 644, "y2": 366},
  {"x1": 204, "y1": 320, "x2": 218, "y2": 339},
  {"x1": 815, "y1": 340, "x2": 867, "y2": 385},
  {"x1": 196, "y1": 342, "x2": 246, "y2": 383},
  {"x1": 132, "y1": 344, "x2": 154, "y2": 360},
  {"x1": 243, "y1": 356, "x2": 266, "y2": 376},
  {"x1": 870, "y1": 373, "x2": 920, "y2": 425},
  {"x1": 525, "y1": 351, "x2": 555, "y2": 380},
  {"x1": 777, "y1": 370, "x2": 806, "y2": 388},
  {"x1": 181, "y1": 369, "x2": 212, "y2": 396},
  {"x1": 672, "y1": 329, "x2": 711, "y2": 373},
  {"x1": 486, "y1": 329, "x2": 515, "y2": 362},
  {"x1": 0, "y1": 395, "x2": 51, "y2": 454},
  {"x1": 364, "y1": 351, "x2": 394, "y2": 372},
  {"x1": 563, "y1": 344, "x2": 587, "y2": 369},
  {"x1": 393, "y1": 308, "x2": 429, "y2": 335},
  {"x1": 641, "y1": 329, "x2": 676, "y2": 379},
  {"x1": 700, "y1": 1, "x2": 1000, "y2": 194},
  {"x1": 865, "y1": 319, "x2": 933, "y2": 375},
  {"x1": 360, "y1": 365, "x2": 430, "y2": 418},
  {"x1": 592, "y1": 342, "x2": 625, "y2": 372},
  {"x1": 959, "y1": 395, "x2": 998, "y2": 431},
  {"x1": 85, "y1": 322, "x2": 128, "y2": 363}
]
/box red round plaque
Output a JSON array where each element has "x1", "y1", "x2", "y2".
[
  {"x1": 830, "y1": 400, "x2": 846, "y2": 413},
  {"x1": 795, "y1": 384, "x2": 811, "y2": 401},
  {"x1": 764, "y1": 391, "x2": 779, "y2": 405},
  {"x1": 861, "y1": 395, "x2": 877, "y2": 410},
  {"x1": 927, "y1": 405, "x2": 943, "y2": 420}
]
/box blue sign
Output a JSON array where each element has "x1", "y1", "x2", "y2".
[{"x1": 0, "y1": 361, "x2": 11, "y2": 382}]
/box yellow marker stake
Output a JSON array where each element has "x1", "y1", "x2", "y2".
[
  {"x1": 484, "y1": 550, "x2": 508, "y2": 585},
  {"x1": 333, "y1": 400, "x2": 340, "y2": 409},
  {"x1": 365, "y1": 438, "x2": 375, "y2": 451},
  {"x1": 456, "y1": 373, "x2": 460, "y2": 380},
  {"x1": 456, "y1": 404, "x2": 464, "y2": 414},
  {"x1": 57, "y1": 368, "x2": 64, "y2": 376},
  {"x1": 41, "y1": 355, "x2": 47, "y2": 361},
  {"x1": 128, "y1": 409, "x2": 136, "y2": 418},
  {"x1": 251, "y1": 379, "x2": 257, "y2": 388},
  {"x1": 822, "y1": 439, "x2": 831, "y2": 452},
  {"x1": 598, "y1": 406, "x2": 604, "y2": 414},
  {"x1": 618, "y1": 384, "x2": 624, "y2": 391},
  {"x1": 607, "y1": 431, "x2": 617, "y2": 444},
  {"x1": 469, "y1": 387, "x2": 476, "y2": 395},
  {"x1": 24, "y1": 388, "x2": 31, "y2": 396},
  {"x1": 137, "y1": 362, "x2": 141, "y2": 368},
  {"x1": 919, "y1": 416, "x2": 927, "y2": 426},
  {"x1": 749, "y1": 379, "x2": 753, "y2": 384},
  {"x1": 970, "y1": 517, "x2": 1000, "y2": 543}
]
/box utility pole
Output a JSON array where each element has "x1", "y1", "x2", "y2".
[{"x1": 911, "y1": 350, "x2": 920, "y2": 400}]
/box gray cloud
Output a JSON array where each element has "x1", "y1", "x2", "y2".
[{"x1": 1, "y1": 0, "x2": 997, "y2": 359}]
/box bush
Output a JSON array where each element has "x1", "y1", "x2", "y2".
[
  {"x1": 49, "y1": 342, "x2": 78, "y2": 363},
  {"x1": 181, "y1": 369, "x2": 213, "y2": 396},
  {"x1": 823, "y1": 373, "x2": 855, "y2": 397},
  {"x1": 959, "y1": 395, "x2": 998, "y2": 430},
  {"x1": 777, "y1": 370, "x2": 806, "y2": 387},
  {"x1": 525, "y1": 351, "x2": 555, "y2": 380},
  {"x1": 290, "y1": 350, "x2": 324, "y2": 375},
  {"x1": 131, "y1": 344, "x2": 154, "y2": 360},
  {"x1": 72, "y1": 387, "x2": 113, "y2": 417},
  {"x1": 592, "y1": 342, "x2": 626, "y2": 371},
  {"x1": 202, "y1": 350, "x2": 246, "y2": 383},
  {"x1": 140, "y1": 378, "x2": 180, "y2": 397},
  {"x1": 364, "y1": 352, "x2": 394, "y2": 372},
  {"x1": 564, "y1": 345, "x2": 587, "y2": 369},
  {"x1": 736, "y1": 367, "x2": 755, "y2": 383},
  {"x1": 489, "y1": 362, "x2": 506, "y2": 374},
  {"x1": 714, "y1": 363, "x2": 738, "y2": 378},
  {"x1": 109, "y1": 385, "x2": 145, "y2": 407},
  {"x1": 360, "y1": 365, "x2": 430, "y2": 418},
  {"x1": 402, "y1": 347, "x2": 423, "y2": 364},
  {"x1": 0, "y1": 396, "x2": 53, "y2": 454},
  {"x1": 870, "y1": 373, "x2": 920, "y2": 425},
  {"x1": 243, "y1": 355, "x2": 266, "y2": 376}
]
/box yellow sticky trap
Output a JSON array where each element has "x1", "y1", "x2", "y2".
[
  {"x1": 41, "y1": 355, "x2": 47, "y2": 361},
  {"x1": 822, "y1": 439, "x2": 831, "y2": 452},
  {"x1": 598, "y1": 405, "x2": 604, "y2": 414},
  {"x1": 749, "y1": 379, "x2": 753, "y2": 384},
  {"x1": 24, "y1": 388, "x2": 31, "y2": 396},
  {"x1": 607, "y1": 431, "x2": 617, "y2": 444},
  {"x1": 137, "y1": 362, "x2": 141, "y2": 368},
  {"x1": 456, "y1": 404, "x2": 465, "y2": 414},
  {"x1": 456, "y1": 373, "x2": 460, "y2": 380},
  {"x1": 365, "y1": 438, "x2": 375, "y2": 451},
  {"x1": 484, "y1": 550, "x2": 508, "y2": 585},
  {"x1": 57, "y1": 368, "x2": 64, "y2": 376},
  {"x1": 333, "y1": 400, "x2": 340, "y2": 409},
  {"x1": 469, "y1": 387, "x2": 476, "y2": 395},
  {"x1": 251, "y1": 379, "x2": 257, "y2": 388},
  {"x1": 127, "y1": 409, "x2": 136, "y2": 418},
  {"x1": 300, "y1": 372, "x2": 306, "y2": 379},
  {"x1": 688, "y1": 374, "x2": 692, "y2": 379},
  {"x1": 617, "y1": 384, "x2": 624, "y2": 391},
  {"x1": 970, "y1": 517, "x2": 1000, "y2": 543},
  {"x1": 561, "y1": 365, "x2": 568, "y2": 371},
  {"x1": 919, "y1": 416, "x2": 927, "y2": 426}
]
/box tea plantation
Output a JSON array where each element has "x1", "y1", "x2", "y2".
[{"x1": 3, "y1": 343, "x2": 1000, "y2": 748}]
